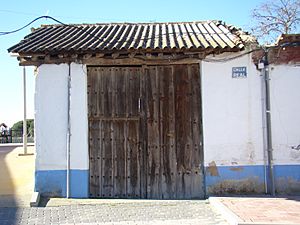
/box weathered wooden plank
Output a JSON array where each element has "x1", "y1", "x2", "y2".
[
  {"x1": 159, "y1": 66, "x2": 176, "y2": 199},
  {"x1": 88, "y1": 68, "x2": 102, "y2": 198},
  {"x1": 98, "y1": 68, "x2": 105, "y2": 117},
  {"x1": 89, "y1": 117, "x2": 139, "y2": 121},
  {"x1": 184, "y1": 64, "x2": 193, "y2": 200},
  {"x1": 97, "y1": 69, "x2": 105, "y2": 198},
  {"x1": 190, "y1": 64, "x2": 204, "y2": 199},
  {"x1": 124, "y1": 68, "x2": 131, "y2": 197},
  {"x1": 114, "y1": 68, "x2": 127, "y2": 198},
  {"x1": 174, "y1": 64, "x2": 192, "y2": 199},
  {"x1": 84, "y1": 57, "x2": 202, "y2": 66},
  {"x1": 131, "y1": 67, "x2": 140, "y2": 117},
  {"x1": 126, "y1": 67, "x2": 140, "y2": 198},
  {"x1": 88, "y1": 122, "x2": 99, "y2": 197},
  {"x1": 97, "y1": 121, "x2": 103, "y2": 198},
  {"x1": 95, "y1": 68, "x2": 101, "y2": 117},
  {"x1": 139, "y1": 66, "x2": 147, "y2": 199},
  {"x1": 115, "y1": 68, "x2": 126, "y2": 118},
  {"x1": 20, "y1": 54, "x2": 205, "y2": 66},
  {"x1": 88, "y1": 67, "x2": 96, "y2": 118},
  {"x1": 113, "y1": 121, "x2": 127, "y2": 198},
  {"x1": 146, "y1": 66, "x2": 161, "y2": 199},
  {"x1": 101, "y1": 70, "x2": 114, "y2": 198},
  {"x1": 103, "y1": 68, "x2": 112, "y2": 117},
  {"x1": 87, "y1": 67, "x2": 92, "y2": 118},
  {"x1": 101, "y1": 121, "x2": 114, "y2": 198},
  {"x1": 127, "y1": 121, "x2": 140, "y2": 198}
]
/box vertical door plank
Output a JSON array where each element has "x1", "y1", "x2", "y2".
[
  {"x1": 101, "y1": 69, "x2": 114, "y2": 198},
  {"x1": 189, "y1": 64, "x2": 204, "y2": 199},
  {"x1": 88, "y1": 68, "x2": 102, "y2": 198},
  {"x1": 115, "y1": 68, "x2": 126, "y2": 118},
  {"x1": 89, "y1": 122, "x2": 99, "y2": 197},
  {"x1": 112, "y1": 68, "x2": 125, "y2": 198},
  {"x1": 127, "y1": 68, "x2": 141, "y2": 198},
  {"x1": 127, "y1": 121, "x2": 140, "y2": 198},
  {"x1": 174, "y1": 64, "x2": 193, "y2": 199},
  {"x1": 139, "y1": 66, "x2": 147, "y2": 199},
  {"x1": 97, "y1": 68, "x2": 105, "y2": 198},
  {"x1": 131, "y1": 67, "x2": 140, "y2": 117},
  {"x1": 87, "y1": 68, "x2": 94, "y2": 197},
  {"x1": 146, "y1": 66, "x2": 161, "y2": 199},
  {"x1": 113, "y1": 121, "x2": 126, "y2": 198},
  {"x1": 101, "y1": 120, "x2": 113, "y2": 197},
  {"x1": 103, "y1": 68, "x2": 112, "y2": 117},
  {"x1": 95, "y1": 121, "x2": 104, "y2": 198},
  {"x1": 159, "y1": 66, "x2": 176, "y2": 199}
]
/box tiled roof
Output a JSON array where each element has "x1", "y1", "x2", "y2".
[{"x1": 8, "y1": 21, "x2": 253, "y2": 54}]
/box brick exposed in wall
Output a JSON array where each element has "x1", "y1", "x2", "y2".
[
  {"x1": 251, "y1": 46, "x2": 300, "y2": 65},
  {"x1": 251, "y1": 34, "x2": 300, "y2": 66},
  {"x1": 268, "y1": 46, "x2": 300, "y2": 64}
]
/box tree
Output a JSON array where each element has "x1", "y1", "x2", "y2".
[
  {"x1": 251, "y1": 0, "x2": 300, "y2": 43},
  {"x1": 11, "y1": 119, "x2": 34, "y2": 137}
]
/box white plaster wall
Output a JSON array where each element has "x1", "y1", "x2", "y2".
[
  {"x1": 35, "y1": 63, "x2": 89, "y2": 171},
  {"x1": 202, "y1": 52, "x2": 264, "y2": 166},
  {"x1": 70, "y1": 63, "x2": 89, "y2": 170},
  {"x1": 270, "y1": 65, "x2": 300, "y2": 165},
  {"x1": 35, "y1": 64, "x2": 69, "y2": 170}
]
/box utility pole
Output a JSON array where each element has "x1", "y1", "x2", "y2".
[
  {"x1": 19, "y1": 66, "x2": 33, "y2": 156},
  {"x1": 23, "y1": 66, "x2": 27, "y2": 154}
]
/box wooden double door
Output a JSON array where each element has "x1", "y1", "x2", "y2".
[{"x1": 88, "y1": 64, "x2": 204, "y2": 199}]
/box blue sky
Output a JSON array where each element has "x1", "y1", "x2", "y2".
[{"x1": 0, "y1": 0, "x2": 263, "y2": 127}]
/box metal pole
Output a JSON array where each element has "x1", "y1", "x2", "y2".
[
  {"x1": 23, "y1": 66, "x2": 28, "y2": 154},
  {"x1": 66, "y1": 64, "x2": 71, "y2": 198},
  {"x1": 264, "y1": 53, "x2": 275, "y2": 196},
  {"x1": 260, "y1": 65, "x2": 268, "y2": 194}
]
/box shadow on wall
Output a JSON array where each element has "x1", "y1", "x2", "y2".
[{"x1": 0, "y1": 146, "x2": 17, "y2": 224}]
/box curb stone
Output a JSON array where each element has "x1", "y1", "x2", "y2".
[{"x1": 209, "y1": 197, "x2": 241, "y2": 225}]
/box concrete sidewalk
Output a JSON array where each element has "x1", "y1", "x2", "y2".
[
  {"x1": 0, "y1": 145, "x2": 35, "y2": 207},
  {"x1": 210, "y1": 196, "x2": 300, "y2": 225}
]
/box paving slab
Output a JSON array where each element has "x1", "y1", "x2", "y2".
[
  {"x1": 0, "y1": 199, "x2": 229, "y2": 225},
  {"x1": 210, "y1": 196, "x2": 300, "y2": 225}
]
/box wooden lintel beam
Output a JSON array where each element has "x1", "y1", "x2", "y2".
[
  {"x1": 129, "y1": 53, "x2": 136, "y2": 58},
  {"x1": 112, "y1": 53, "x2": 119, "y2": 59},
  {"x1": 31, "y1": 55, "x2": 39, "y2": 61},
  {"x1": 83, "y1": 54, "x2": 92, "y2": 60},
  {"x1": 71, "y1": 54, "x2": 78, "y2": 59},
  {"x1": 96, "y1": 53, "x2": 104, "y2": 58},
  {"x1": 198, "y1": 52, "x2": 206, "y2": 59},
  {"x1": 84, "y1": 57, "x2": 201, "y2": 66},
  {"x1": 44, "y1": 55, "x2": 51, "y2": 61}
]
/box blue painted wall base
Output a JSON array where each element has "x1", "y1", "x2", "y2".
[
  {"x1": 35, "y1": 165, "x2": 300, "y2": 198},
  {"x1": 35, "y1": 169, "x2": 89, "y2": 198},
  {"x1": 205, "y1": 164, "x2": 300, "y2": 195}
]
